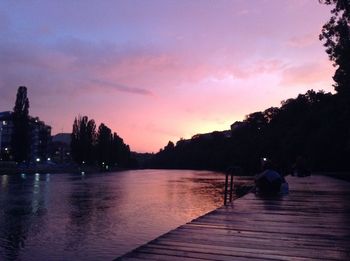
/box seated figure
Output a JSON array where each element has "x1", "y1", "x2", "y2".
[{"x1": 255, "y1": 160, "x2": 288, "y2": 195}]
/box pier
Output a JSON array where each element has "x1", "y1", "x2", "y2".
[{"x1": 117, "y1": 175, "x2": 350, "y2": 260}]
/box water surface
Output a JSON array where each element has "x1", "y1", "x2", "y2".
[{"x1": 0, "y1": 169, "x2": 224, "y2": 260}]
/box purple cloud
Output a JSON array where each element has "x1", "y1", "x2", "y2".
[{"x1": 90, "y1": 79, "x2": 153, "y2": 96}]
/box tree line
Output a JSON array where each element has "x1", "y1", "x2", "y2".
[
  {"x1": 148, "y1": 0, "x2": 350, "y2": 174},
  {"x1": 70, "y1": 116, "x2": 135, "y2": 169},
  {"x1": 149, "y1": 89, "x2": 349, "y2": 174}
]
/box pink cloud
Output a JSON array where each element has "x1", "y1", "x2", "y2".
[
  {"x1": 89, "y1": 79, "x2": 153, "y2": 96},
  {"x1": 249, "y1": 59, "x2": 286, "y2": 75},
  {"x1": 280, "y1": 61, "x2": 333, "y2": 87},
  {"x1": 287, "y1": 33, "x2": 318, "y2": 48}
]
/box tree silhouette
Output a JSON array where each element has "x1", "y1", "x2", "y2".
[
  {"x1": 71, "y1": 116, "x2": 96, "y2": 165},
  {"x1": 96, "y1": 123, "x2": 112, "y2": 167},
  {"x1": 12, "y1": 86, "x2": 30, "y2": 162},
  {"x1": 320, "y1": 0, "x2": 350, "y2": 95},
  {"x1": 86, "y1": 119, "x2": 97, "y2": 164},
  {"x1": 70, "y1": 116, "x2": 134, "y2": 169},
  {"x1": 111, "y1": 132, "x2": 132, "y2": 167}
]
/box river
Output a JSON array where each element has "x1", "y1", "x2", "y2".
[{"x1": 0, "y1": 169, "x2": 224, "y2": 260}]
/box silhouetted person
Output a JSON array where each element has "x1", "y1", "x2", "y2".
[{"x1": 255, "y1": 160, "x2": 286, "y2": 195}]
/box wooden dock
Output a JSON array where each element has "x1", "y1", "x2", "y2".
[{"x1": 116, "y1": 175, "x2": 350, "y2": 260}]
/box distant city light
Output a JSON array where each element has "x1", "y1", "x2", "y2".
[
  {"x1": 4, "y1": 147, "x2": 8, "y2": 151},
  {"x1": 82, "y1": 161, "x2": 85, "y2": 164},
  {"x1": 2, "y1": 121, "x2": 7, "y2": 125},
  {"x1": 81, "y1": 171, "x2": 85, "y2": 175},
  {"x1": 47, "y1": 157, "x2": 51, "y2": 161},
  {"x1": 263, "y1": 157, "x2": 267, "y2": 161},
  {"x1": 36, "y1": 158, "x2": 40, "y2": 162},
  {"x1": 102, "y1": 162, "x2": 105, "y2": 165}
]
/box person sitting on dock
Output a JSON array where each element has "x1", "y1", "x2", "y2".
[{"x1": 255, "y1": 160, "x2": 288, "y2": 195}]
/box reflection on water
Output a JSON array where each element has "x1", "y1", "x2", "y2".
[{"x1": 0, "y1": 170, "x2": 224, "y2": 260}]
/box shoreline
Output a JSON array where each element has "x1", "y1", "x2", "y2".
[
  {"x1": 0, "y1": 164, "x2": 133, "y2": 175},
  {"x1": 1, "y1": 166, "x2": 349, "y2": 184}
]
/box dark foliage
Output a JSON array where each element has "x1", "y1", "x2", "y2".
[
  {"x1": 70, "y1": 115, "x2": 134, "y2": 168},
  {"x1": 71, "y1": 116, "x2": 96, "y2": 165},
  {"x1": 149, "y1": 90, "x2": 350, "y2": 174},
  {"x1": 96, "y1": 123, "x2": 113, "y2": 166},
  {"x1": 111, "y1": 132, "x2": 134, "y2": 167},
  {"x1": 320, "y1": 0, "x2": 350, "y2": 95},
  {"x1": 11, "y1": 86, "x2": 30, "y2": 162}
]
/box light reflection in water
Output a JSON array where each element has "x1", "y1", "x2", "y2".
[
  {"x1": 1, "y1": 174, "x2": 8, "y2": 189},
  {"x1": 0, "y1": 170, "x2": 224, "y2": 260}
]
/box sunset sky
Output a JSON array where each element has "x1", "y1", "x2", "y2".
[{"x1": 0, "y1": 0, "x2": 334, "y2": 152}]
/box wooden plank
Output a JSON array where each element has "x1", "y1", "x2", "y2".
[
  {"x1": 191, "y1": 215, "x2": 350, "y2": 228},
  {"x1": 187, "y1": 221, "x2": 350, "y2": 234},
  {"x1": 145, "y1": 240, "x2": 349, "y2": 260},
  {"x1": 181, "y1": 223, "x2": 350, "y2": 237},
  {"x1": 116, "y1": 175, "x2": 350, "y2": 260},
  {"x1": 158, "y1": 234, "x2": 350, "y2": 252},
  {"x1": 164, "y1": 226, "x2": 349, "y2": 243},
  {"x1": 131, "y1": 245, "x2": 313, "y2": 261}
]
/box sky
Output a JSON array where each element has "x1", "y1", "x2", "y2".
[{"x1": 0, "y1": 0, "x2": 334, "y2": 153}]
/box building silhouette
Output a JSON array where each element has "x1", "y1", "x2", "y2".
[
  {"x1": 51, "y1": 133, "x2": 71, "y2": 163},
  {"x1": 0, "y1": 111, "x2": 51, "y2": 162}
]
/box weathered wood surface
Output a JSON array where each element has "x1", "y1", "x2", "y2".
[{"x1": 116, "y1": 175, "x2": 350, "y2": 260}]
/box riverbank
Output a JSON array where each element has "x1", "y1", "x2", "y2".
[{"x1": 0, "y1": 162, "x2": 130, "y2": 175}]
